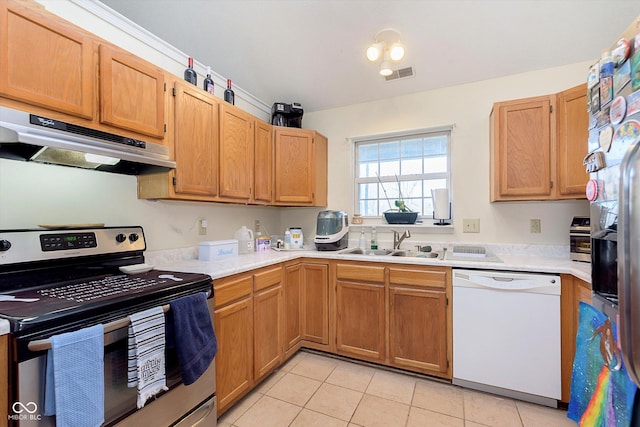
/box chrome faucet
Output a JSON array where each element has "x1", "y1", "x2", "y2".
[{"x1": 393, "y1": 229, "x2": 412, "y2": 250}]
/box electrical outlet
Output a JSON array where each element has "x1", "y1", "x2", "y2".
[
  {"x1": 462, "y1": 218, "x2": 480, "y2": 233},
  {"x1": 530, "y1": 219, "x2": 541, "y2": 234},
  {"x1": 198, "y1": 219, "x2": 207, "y2": 235},
  {"x1": 254, "y1": 219, "x2": 261, "y2": 233}
]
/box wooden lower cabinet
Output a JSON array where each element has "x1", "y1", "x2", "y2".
[
  {"x1": 336, "y1": 280, "x2": 386, "y2": 361},
  {"x1": 301, "y1": 263, "x2": 329, "y2": 345},
  {"x1": 253, "y1": 267, "x2": 283, "y2": 381},
  {"x1": 283, "y1": 263, "x2": 302, "y2": 354},
  {"x1": 335, "y1": 263, "x2": 386, "y2": 362},
  {"x1": 389, "y1": 287, "x2": 448, "y2": 375},
  {"x1": 560, "y1": 274, "x2": 592, "y2": 402}
]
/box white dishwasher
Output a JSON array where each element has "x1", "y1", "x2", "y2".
[{"x1": 452, "y1": 268, "x2": 561, "y2": 407}]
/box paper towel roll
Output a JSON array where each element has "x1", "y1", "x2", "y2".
[{"x1": 431, "y1": 188, "x2": 450, "y2": 219}]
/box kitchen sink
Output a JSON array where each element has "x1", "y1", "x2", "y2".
[
  {"x1": 339, "y1": 248, "x2": 441, "y2": 259},
  {"x1": 391, "y1": 250, "x2": 441, "y2": 259},
  {"x1": 340, "y1": 248, "x2": 394, "y2": 256}
]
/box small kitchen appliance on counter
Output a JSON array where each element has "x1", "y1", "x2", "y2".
[
  {"x1": 271, "y1": 102, "x2": 303, "y2": 128},
  {"x1": 569, "y1": 216, "x2": 591, "y2": 262},
  {"x1": 314, "y1": 211, "x2": 349, "y2": 251}
]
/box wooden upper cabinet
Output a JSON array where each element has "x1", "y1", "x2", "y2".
[
  {"x1": 99, "y1": 44, "x2": 165, "y2": 138},
  {"x1": 490, "y1": 85, "x2": 588, "y2": 202},
  {"x1": 490, "y1": 95, "x2": 553, "y2": 201},
  {"x1": 556, "y1": 83, "x2": 588, "y2": 199},
  {"x1": 173, "y1": 80, "x2": 218, "y2": 196},
  {"x1": 219, "y1": 103, "x2": 253, "y2": 201},
  {"x1": 253, "y1": 119, "x2": 273, "y2": 204},
  {"x1": 0, "y1": 0, "x2": 94, "y2": 119},
  {"x1": 273, "y1": 128, "x2": 327, "y2": 206}
]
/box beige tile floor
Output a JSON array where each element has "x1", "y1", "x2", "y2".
[{"x1": 217, "y1": 350, "x2": 576, "y2": 427}]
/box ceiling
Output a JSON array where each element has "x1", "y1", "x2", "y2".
[{"x1": 100, "y1": 0, "x2": 640, "y2": 113}]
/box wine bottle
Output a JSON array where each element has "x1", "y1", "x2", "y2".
[
  {"x1": 203, "y1": 66, "x2": 214, "y2": 94},
  {"x1": 184, "y1": 57, "x2": 197, "y2": 86},
  {"x1": 224, "y1": 79, "x2": 235, "y2": 105}
]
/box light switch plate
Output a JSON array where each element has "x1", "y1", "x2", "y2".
[{"x1": 463, "y1": 218, "x2": 480, "y2": 233}]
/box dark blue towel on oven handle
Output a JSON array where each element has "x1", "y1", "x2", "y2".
[{"x1": 169, "y1": 292, "x2": 217, "y2": 385}]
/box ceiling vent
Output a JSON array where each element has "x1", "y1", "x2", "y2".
[{"x1": 384, "y1": 66, "x2": 415, "y2": 82}]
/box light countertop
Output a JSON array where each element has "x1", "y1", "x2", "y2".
[
  {"x1": 0, "y1": 319, "x2": 10, "y2": 336},
  {"x1": 145, "y1": 246, "x2": 591, "y2": 284}
]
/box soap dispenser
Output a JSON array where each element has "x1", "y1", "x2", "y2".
[{"x1": 359, "y1": 230, "x2": 367, "y2": 250}]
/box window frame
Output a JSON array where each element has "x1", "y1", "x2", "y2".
[{"x1": 352, "y1": 125, "x2": 453, "y2": 220}]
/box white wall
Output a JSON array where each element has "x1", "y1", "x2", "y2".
[
  {"x1": 0, "y1": 158, "x2": 281, "y2": 250},
  {"x1": 289, "y1": 63, "x2": 592, "y2": 245}
]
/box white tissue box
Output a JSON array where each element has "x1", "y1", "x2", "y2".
[{"x1": 199, "y1": 239, "x2": 238, "y2": 261}]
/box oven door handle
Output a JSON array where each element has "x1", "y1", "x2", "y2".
[{"x1": 27, "y1": 290, "x2": 211, "y2": 352}]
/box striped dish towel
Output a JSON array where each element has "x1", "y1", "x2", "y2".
[{"x1": 127, "y1": 306, "x2": 168, "y2": 408}]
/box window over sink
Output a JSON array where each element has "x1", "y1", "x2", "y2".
[{"x1": 353, "y1": 126, "x2": 452, "y2": 219}]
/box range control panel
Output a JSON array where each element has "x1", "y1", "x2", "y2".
[
  {"x1": 0, "y1": 226, "x2": 145, "y2": 264},
  {"x1": 39, "y1": 232, "x2": 98, "y2": 252}
]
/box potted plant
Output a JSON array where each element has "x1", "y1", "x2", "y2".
[{"x1": 378, "y1": 174, "x2": 418, "y2": 224}]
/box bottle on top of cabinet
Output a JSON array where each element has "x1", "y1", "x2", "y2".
[
  {"x1": 184, "y1": 57, "x2": 197, "y2": 85},
  {"x1": 224, "y1": 79, "x2": 235, "y2": 105},
  {"x1": 203, "y1": 66, "x2": 214, "y2": 94}
]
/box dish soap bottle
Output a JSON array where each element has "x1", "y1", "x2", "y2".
[
  {"x1": 370, "y1": 226, "x2": 378, "y2": 250},
  {"x1": 359, "y1": 230, "x2": 367, "y2": 250}
]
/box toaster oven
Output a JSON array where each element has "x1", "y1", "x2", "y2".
[{"x1": 570, "y1": 216, "x2": 591, "y2": 262}]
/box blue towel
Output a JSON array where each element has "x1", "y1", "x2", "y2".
[
  {"x1": 169, "y1": 292, "x2": 217, "y2": 385},
  {"x1": 43, "y1": 324, "x2": 104, "y2": 427}
]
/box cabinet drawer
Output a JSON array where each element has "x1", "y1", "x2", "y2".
[
  {"x1": 336, "y1": 263, "x2": 385, "y2": 283},
  {"x1": 389, "y1": 268, "x2": 446, "y2": 289},
  {"x1": 214, "y1": 276, "x2": 252, "y2": 307},
  {"x1": 254, "y1": 266, "x2": 282, "y2": 292}
]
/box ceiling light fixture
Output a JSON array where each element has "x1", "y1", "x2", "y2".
[{"x1": 366, "y1": 29, "x2": 405, "y2": 76}]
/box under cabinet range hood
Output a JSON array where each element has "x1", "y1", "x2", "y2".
[{"x1": 0, "y1": 106, "x2": 175, "y2": 175}]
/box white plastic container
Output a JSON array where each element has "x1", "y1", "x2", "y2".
[
  {"x1": 234, "y1": 226, "x2": 255, "y2": 254},
  {"x1": 290, "y1": 227, "x2": 303, "y2": 249},
  {"x1": 199, "y1": 239, "x2": 238, "y2": 261}
]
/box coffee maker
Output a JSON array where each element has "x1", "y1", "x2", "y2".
[{"x1": 271, "y1": 102, "x2": 303, "y2": 128}]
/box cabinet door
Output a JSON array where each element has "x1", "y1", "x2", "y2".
[
  {"x1": 253, "y1": 119, "x2": 273, "y2": 204},
  {"x1": 99, "y1": 44, "x2": 165, "y2": 138},
  {"x1": 491, "y1": 96, "x2": 552, "y2": 200},
  {"x1": 389, "y1": 286, "x2": 448, "y2": 375},
  {"x1": 0, "y1": 1, "x2": 94, "y2": 119},
  {"x1": 301, "y1": 263, "x2": 329, "y2": 344},
  {"x1": 556, "y1": 84, "x2": 588, "y2": 199},
  {"x1": 283, "y1": 264, "x2": 302, "y2": 351},
  {"x1": 173, "y1": 81, "x2": 218, "y2": 196},
  {"x1": 274, "y1": 128, "x2": 315, "y2": 204},
  {"x1": 219, "y1": 104, "x2": 253, "y2": 201},
  {"x1": 253, "y1": 284, "x2": 282, "y2": 380},
  {"x1": 214, "y1": 296, "x2": 253, "y2": 414},
  {"x1": 336, "y1": 280, "x2": 385, "y2": 361}
]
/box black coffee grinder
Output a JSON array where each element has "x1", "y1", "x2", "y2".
[{"x1": 271, "y1": 102, "x2": 303, "y2": 128}]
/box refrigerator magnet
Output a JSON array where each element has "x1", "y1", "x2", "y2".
[
  {"x1": 632, "y1": 53, "x2": 640, "y2": 91},
  {"x1": 612, "y1": 120, "x2": 640, "y2": 148},
  {"x1": 610, "y1": 96, "x2": 626, "y2": 125},
  {"x1": 586, "y1": 179, "x2": 599, "y2": 202},
  {"x1": 600, "y1": 76, "x2": 614, "y2": 106},
  {"x1": 599, "y1": 126, "x2": 614, "y2": 152},
  {"x1": 591, "y1": 87, "x2": 601, "y2": 112},
  {"x1": 612, "y1": 38, "x2": 631, "y2": 66},
  {"x1": 588, "y1": 63, "x2": 600, "y2": 89},
  {"x1": 595, "y1": 106, "x2": 610, "y2": 128},
  {"x1": 614, "y1": 60, "x2": 631, "y2": 94},
  {"x1": 627, "y1": 89, "x2": 640, "y2": 116}
]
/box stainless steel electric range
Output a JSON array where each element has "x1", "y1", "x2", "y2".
[{"x1": 0, "y1": 226, "x2": 217, "y2": 426}]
